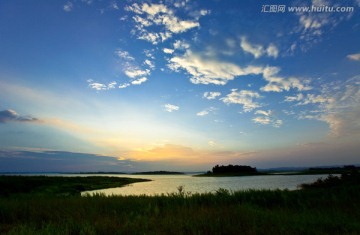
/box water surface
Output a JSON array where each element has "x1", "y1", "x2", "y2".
[{"x1": 83, "y1": 174, "x2": 329, "y2": 196}]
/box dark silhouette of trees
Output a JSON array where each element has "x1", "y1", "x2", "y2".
[{"x1": 211, "y1": 164, "x2": 257, "y2": 175}]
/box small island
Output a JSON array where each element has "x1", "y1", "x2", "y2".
[{"x1": 197, "y1": 164, "x2": 265, "y2": 177}]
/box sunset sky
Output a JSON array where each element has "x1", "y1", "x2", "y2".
[{"x1": 0, "y1": 0, "x2": 359, "y2": 172}]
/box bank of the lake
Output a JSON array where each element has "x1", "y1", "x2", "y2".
[{"x1": 0, "y1": 175, "x2": 150, "y2": 197}]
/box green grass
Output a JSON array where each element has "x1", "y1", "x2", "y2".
[{"x1": 0, "y1": 175, "x2": 359, "y2": 234}]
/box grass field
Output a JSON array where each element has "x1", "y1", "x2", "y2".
[{"x1": 0, "y1": 174, "x2": 359, "y2": 234}]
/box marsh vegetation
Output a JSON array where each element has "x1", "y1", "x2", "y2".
[{"x1": 0, "y1": 173, "x2": 359, "y2": 234}]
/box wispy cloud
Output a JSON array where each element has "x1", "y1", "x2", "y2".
[
  {"x1": 115, "y1": 49, "x2": 135, "y2": 61},
  {"x1": 196, "y1": 107, "x2": 216, "y2": 117},
  {"x1": 298, "y1": 76, "x2": 360, "y2": 136},
  {"x1": 203, "y1": 92, "x2": 221, "y2": 100},
  {"x1": 125, "y1": 2, "x2": 207, "y2": 44},
  {"x1": 347, "y1": 53, "x2": 360, "y2": 61},
  {"x1": 221, "y1": 89, "x2": 261, "y2": 112},
  {"x1": 261, "y1": 67, "x2": 312, "y2": 92},
  {"x1": 240, "y1": 37, "x2": 279, "y2": 58},
  {"x1": 163, "y1": 48, "x2": 174, "y2": 54},
  {"x1": 87, "y1": 80, "x2": 117, "y2": 91},
  {"x1": 253, "y1": 110, "x2": 282, "y2": 128},
  {"x1": 164, "y1": 104, "x2": 180, "y2": 112},
  {"x1": 131, "y1": 77, "x2": 147, "y2": 85},
  {"x1": 63, "y1": 2, "x2": 73, "y2": 12},
  {"x1": 168, "y1": 49, "x2": 264, "y2": 85}
]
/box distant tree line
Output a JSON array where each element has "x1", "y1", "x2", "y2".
[{"x1": 211, "y1": 164, "x2": 257, "y2": 174}]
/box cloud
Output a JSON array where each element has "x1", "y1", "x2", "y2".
[
  {"x1": 131, "y1": 77, "x2": 148, "y2": 85},
  {"x1": 261, "y1": 67, "x2": 312, "y2": 92},
  {"x1": 252, "y1": 116, "x2": 271, "y2": 125},
  {"x1": 110, "y1": 1, "x2": 119, "y2": 10},
  {"x1": 255, "y1": 110, "x2": 272, "y2": 116},
  {"x1": 266, "y1": 44, "x2": 279, "y2": 58},
  {"x1": 240, "y1": 37, "x2": 264, "y2": 58},
  {"x1": 87, "y1": 80, "x2": 117, "y2": 91},
  {"x1": 221, "y1": 89, "x2": 261, "y2": 112},
  {"x1": 115, "y1": 49, "x2": 135, "y2": 61},
  {"x1": 114, "y1": 49, "x2": 151, "y2": 88},
  {"x1": 125, "y1": 3, "x2": 206, "y2": 44},
  {"x1": 124, "y1": 68, "x2": 150, "y2": 79},
  {"x1": 203, "y1": 92, "x2": 221, "y2": 100},
  {"x1": 240, "y1": 37, "x2": 279, "y2": 58},
  {"x1": 173, "y1": 40, "x2": 190, "y2": 50},
  {"x1": 0, "y1": 109, "x2": 38, "y2": 124},
  {"x1": 253, "y1": 110, "x2": 282, "y2": 128},
  {"x1": 299, "y1": 76, "x2": 360, "y2": 137},
  {"x1": 63, "y1": 2, "x2": 73, "y2": 12},
  {"x1": 163, "y1": 48, "x2": 174, "y2": 54},
  {"x1": 168, "y1": 49, "x2": 264, "y2": 85},
  {"x1": 285, "y1": 93, "x2": 304, "y2": 102},
  {"x1": 347, "y1": 53, "x2": 360, "y2": 61},
  {"x1": 144, "y1": 59, "x2": 155, "y2": 69},
  {"x1": 125, "y1": 144, "x2": 257, "y2": 166},
  {"x1": 164, "y1": 104, "x2": 180, "y2": 112},
  {"x1": 299, "y1": 94, "x2": 329, "y2": 105},
  {"x1": 119, "y1": 83, "x2": 130, "y2": 89},
  {"x1": 168, "y1": 49, "x2": 310, "y2": 93},
  {"x1": 196, "y1": 107, "x2": 216, "y2": 117},
  {"x1": 293, "y1": 0, "x2": 354, "y2": 51},
  {"x1": 0, "y1": 150, "x2": 139, "y2": 172}
]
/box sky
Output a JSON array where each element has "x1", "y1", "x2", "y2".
[{"x1": 0, "y1": 0, "x2": 359, "y2": 172}]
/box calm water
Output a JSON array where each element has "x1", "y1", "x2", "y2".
[{"x1": 82, "y1": 174, "x2": 329, "y2": 196}]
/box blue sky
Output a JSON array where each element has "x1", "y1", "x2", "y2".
[{"x1": 0, "y1": 0, "x2": 359, "y2": 172}]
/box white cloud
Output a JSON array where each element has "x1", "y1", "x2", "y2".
[
  {"x1": 261, "y1": 66, "x2": 312, "y2": 92},
  {"x1": 285, "y1": 93, "x2": 304, "y2": 102},
  {"x1": 347, "y1": 53, "x2": 360, "y2": 61},
  {"x1": 196, "y1": 110, "x2": 209, "y2": 116},
  {"x1": 164, "y1": 104, "x2": 180, "y2": 112},
  {"x1": 221, "y1": 89, "x2": 261, "y2": 112},
  {"x1": 163, "y1": 48, "x2": 175, "y2": 54},
  {"x1": 131, "y1": 77, "x2": 148, "y2": 85},
  {"x1": 111, "y1": 1, "x2": 119, "y2": 10},
  {"x1": 253, "y1": 109, "x2": 282, "y2": 128},
  {"x1": 240, "y1": 37, "x2": 279, "y2": 58},
  {"x1": 144, "y1": 49, "x2": 155, "y2": 59},
  {"x1": 173, "y1": 40, "x2": 190, "y2": 50},
  {"x1": 196, "y1": 107, "x2": 216, "y2": 116},
  {"x1": 119, "y1": 83, "x2": 130, "y2": 89},
  {"x1": 124, "y1": 68, "x2": 150, "y2": 78},
  {"x1": 168, "y1": 49, "x2": 310, "y2": 93},
  {"x1": 144, "y1": 60, "x2": 155, "y2": 70},
  {"x1": 266, "y1": 44, "x2": 279, "y2": 58},
  {"x1": 252, "y1": 116, "x2": 271, "y2": 125},
  {"x1": 294, "y1": 1, "x2": 354, "y2": 51},
  {"x1": 299, "y1": 76, "x2": 360, "y2": 137},
  {"x1": 255, "y1": 110, "x2": 272, "y2": 116},
  {"x1": 125, "y1": 3, "x2": 205, "y2": 44},
  {"x1": 203, "y1": 92, "x2": 221, "y2": 100},
  {"x1": 168, "y1": 50, "x2": 264, "y2": 85},
  {"x1": 63, "y1": 2, "x2": 73, "y2": 12},
  {"x1": 115, "y1": 49, "x2": 135, "y2": 61},
  {"x1": 87, "y1": 80, "x2": 117, "y2": 91},
  {"x1": 299, "y1": 94, "x2": 329, "y2": 105},
  {"x1": 240, "y1": 37, "x2": 264, "y2": 59}
]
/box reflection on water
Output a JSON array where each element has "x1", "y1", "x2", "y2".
[{"x1": 82, "y1": 174, "x2": 329, "y2": 196}]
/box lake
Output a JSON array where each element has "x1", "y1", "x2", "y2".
[{"x1": 82, "y1": 174, "x2": 330, "y2": 196}]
